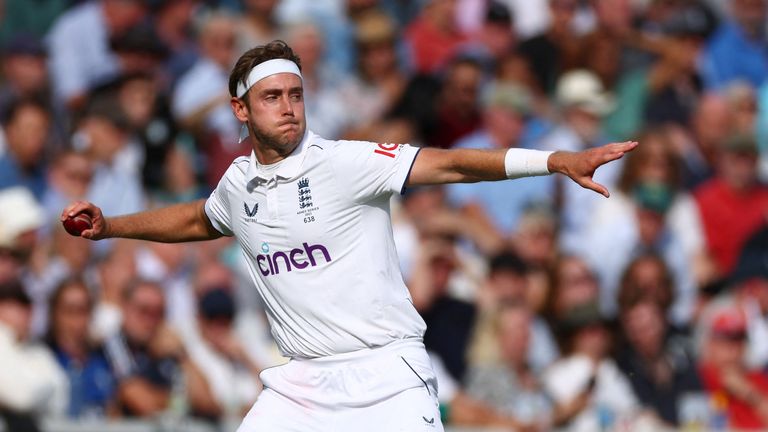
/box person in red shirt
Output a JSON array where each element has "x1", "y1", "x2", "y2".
[
  {"x1": 694, "y1": 133, "x2": 768, "y2": 277},
  {"x1": 699, "y1": 308, "x2": 768, "y2": 429},
  {"x1": 405, "y1": 0, "x2": 467, "y2": 74}
]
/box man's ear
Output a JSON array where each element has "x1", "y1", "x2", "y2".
[{"x1": 231, "y1": 97, "x2": 249, "y2": 123}]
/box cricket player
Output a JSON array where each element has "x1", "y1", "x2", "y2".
[{"x1": 62, "y1": 40, "x2": 637, "y2": 431}]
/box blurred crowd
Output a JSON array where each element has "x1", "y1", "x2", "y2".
[{"x1": 1, "y1": 0, "x2": 768, "y2": 431}]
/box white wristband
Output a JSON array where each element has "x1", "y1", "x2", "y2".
[{"x1": 504, "y1": 148, "x2": 554, "y2": 179}]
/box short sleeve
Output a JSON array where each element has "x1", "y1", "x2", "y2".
[
  {"x1": 329, "y1": 140, "x2": 421, "y2": 203},
  {"x1": 204, "y1": 166, "x2": 236, "y2": 237}
]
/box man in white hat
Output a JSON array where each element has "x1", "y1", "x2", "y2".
[
  {"x1": 538, "y1": 69, "x2": 618, "y2": 255},
  {"x1": 0, "y1": 187, "x2": 45, "y2": 284}
]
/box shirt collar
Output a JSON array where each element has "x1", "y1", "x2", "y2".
[{"x1": 246, "y1": 129, "x2": 312, "y2": 182}]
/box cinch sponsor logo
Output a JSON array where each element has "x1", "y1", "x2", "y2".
[{"x1": 256, "y1": 243, "x2": 332, "y2": 276}]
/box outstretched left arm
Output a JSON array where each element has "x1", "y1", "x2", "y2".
[{"x1": 406, "y1": 141, "x2": 638, "y2": 198}]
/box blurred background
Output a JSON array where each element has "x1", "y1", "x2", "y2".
[{"x1": 0, "y1": 0, "x2": 768, "y2": 431}]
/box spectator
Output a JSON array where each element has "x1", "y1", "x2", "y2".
[
  {"x1": 393, "y1": 56, "x2": 484, "y2": 150},
  {"x1": 699, "y1": 307, "x2": 768, "y2": 429},
  {"x1": 0, "y1": 98, "x2": 52, "y2": 199},
  {"x1": 172, "y1": 11, "x2": 243, "y2": 186},
  {"x1": 585, "y1": 181, "x2": 696, "y2": 323},
  {"x1": 640, "y1": 2, "x2": 712, "y2": 128},
  {"x1": 724, "y1": 80, "x2": 759, "y2": 136},
  {"x1": 150, "y1": 0, "x2": 200, "y2": 89},
  {"x1": 542, "y1": 302, "x2": 641, "y2": 431},
  {"x1": 101, "y1": 72, "x2": 179, "y2": 192},
  {"x1": 539, "y1": 69, "x2": 619, "y2": 254},
  {"x1": 41, "y1": 150, "x2": 93, "y2": 228},
  {"x1": 151, "y1": 144, "x2": 206, "y2": 206},
  {"x1": 468, "y1": 251, "x2": 559, "y2": 373},
  {"x1": 696, "y1": 225, "x2": 768, "y2": 371},
  {"x1": 186, "y1": 259, "x2": 277, "y2": 369},
  {"x1": 237, "y1": 0, "x2": 281, "y2": 54},
  {"x1": 47, "y1": 0, "x2": 149, "y2": 110},
  {"x1": 282, "y1": 20, "x2": 348, "y2": 140},
  {"x1": 604, "y1": 128, "x2": 706, "y2": 268},
  {"x1": 44, "y1": 278, "x2": 117, "y2": 418},
  {"x1": 405, "y1": 0, "x2": 467, "y2": 74},
  {"x1": 583, "y1": 0, "x2": 651, "y2": 74},
  {"x1": 89, "y1": 240, "x2": 137, "y2": 340},
  {"x1": 510, "y1": 204, "x2": 559, "y2": 313},
  {"x1": 694, "y1": 133, "x2": 768, "y2": 277},
  {"x1": 73, "y1": 97, "x2": 145, "y2": 225},
  {"x1": 447, "y1": 81, "x2": 554, "y2": 236},
  {"x1": 109, "y1": 23, "x2": 170, "y2": 78},
  {"x1": 428, "y1": 347, "x2": 538, "y2": 431},
  {"x1": 409, "y1": 234, "x2": 478, "y2": 381},
  {"x1": 544, "y1": 255, "x2": 601, "y2": 325},
  {"x1": 0, "y1": 34, "x2": 50, "y2": 119},
  {"x1": 0, "y1": 279, "x2": 68, "y2": 428},
  {"x1": 134, "y1": 240, "x2": 196, "y2": 328},
  {"x1": 184, "y1": 288, "x2": 262, "y2": 420},
  {"x1": 26, "y1": 223, "x2": 94, "y2": 339},
  {"x1": 615, "y1": 296, "x2": 702, "y2": 426},
  {"x1": 584, "y1": 129, "x2": 708, "y2": 323},
  {"x1": 702, "y1": 0, "x2": 768, "y2": 90},
  {"x1": 465, "y1": 301, "x2": 553, "y2": 430},
  {"x1": 670, "y1": 93, "x2": 732, "y2": 189},
  {"x1": 0, "y1": 187, "x2": 45, "y2": 285},
  {"x1": 616, "y1": 254, "x2": 677, "y2": 327},
  {"x1": 275, "y1": 0, "x2": 378, "y2": 75},
  {"x1": 103, "y1": 279, "x2": 216, "y2": 417},
  {"x1": 518, "y1": 0, "x2": 582, "y2": 95},
  {"x1": 336, "y1": 10, "x2": 407, "y2": 140},
  {"x1": 512, "y1": 204, "x2": 558, "y2": 270},
  {"x1": 125, "y1": 73, "x2": 179, "y2": 188},
  {"x1": 732, "y1": 226, "x2": 768, "y2": 369},
  {"x1": 459, "y1": 1, "x2": 516, "y2": 74}
]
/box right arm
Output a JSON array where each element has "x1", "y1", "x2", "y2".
[{"x1": 60, "y1": 199, "x2": 223, "y2": 243}]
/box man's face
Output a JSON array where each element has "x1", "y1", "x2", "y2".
[
  {"x1": 201, "y1": 18, "x2": 236, "y2": 68},
  {"x1": 104, "y1": 0, "x2": 148, "y2": 34},
  {"x1": 123, "y1": 284, "x2": 165, "y2": 346},
  {"x1": 489, "y1": 270, "x2": 527, "y2": 303},
  {"x1": 498, "y1": 307, "x2": 531, "y2": 365},
  {"x1": 53, "y1": 285, "x2": 92, "y2": 342},
  {"x1": 444, "y1": 63, "x2": 481, "y2": 109},
  {"x1": 484, "y1": 106, "x2": 525, "y2": 148},
  {"x1": 718, "y1": 150, "x2": 758, "y2": 191},
  {"x1": 0, "y1": 301, "x2": 31, "y2": 341},
  {"x1": 233, "y1": 73, "x2": 306, "y2": 161},
  {"x1": 3, "y1": 54, "x2": 47, "y2": 94},
  {"x1": 622, "y1": 302, "x2": 664, "y2": 357},
  {"x1": 6, "y1": 104, "x2": 49, "y2": 167}
]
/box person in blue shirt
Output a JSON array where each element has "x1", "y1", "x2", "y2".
[
  {"x1": 447, "y1": 82, "x2": 555, "y2": 236},
  {"x1": 702, "y1": 0, "x2": 768, "y2": 90},
  {"x1": 44, "y1": 278, "x2": 117, "y2": 418},
  {"x1": 0, "y1": 98, "x2": 51, "y2": 200}
]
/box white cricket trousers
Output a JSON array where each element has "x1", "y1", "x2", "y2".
[{"x1": 236, "y1": 339, "x2": 444, "y2": 432}]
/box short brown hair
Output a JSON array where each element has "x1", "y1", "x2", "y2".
[{"x1": 228, "y1": 40, "x2": 302, "y2": 99}]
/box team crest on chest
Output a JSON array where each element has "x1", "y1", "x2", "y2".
[
  {"x1": 296, "y1": 177, "x2": 319, "y2": 223},
  {"x1": 298, "y1": 177, "x2": 313, "y2": 209}
]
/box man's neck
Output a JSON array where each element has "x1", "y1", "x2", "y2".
[{"x1": 252, "y1": 141, "x2": 300, "y2": 166}]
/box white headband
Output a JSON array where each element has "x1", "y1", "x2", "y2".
[{"x1": 236, "y1": 59, "x2": 303, "y2": 98}]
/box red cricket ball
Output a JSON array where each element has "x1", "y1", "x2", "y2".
[{"x1": 63, "y1": 213, "x2": 93, "y2": 237}]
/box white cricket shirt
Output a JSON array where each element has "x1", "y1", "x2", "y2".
[{"x1": 205, "y1": 130, "x2": 427, "y2": 358}]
